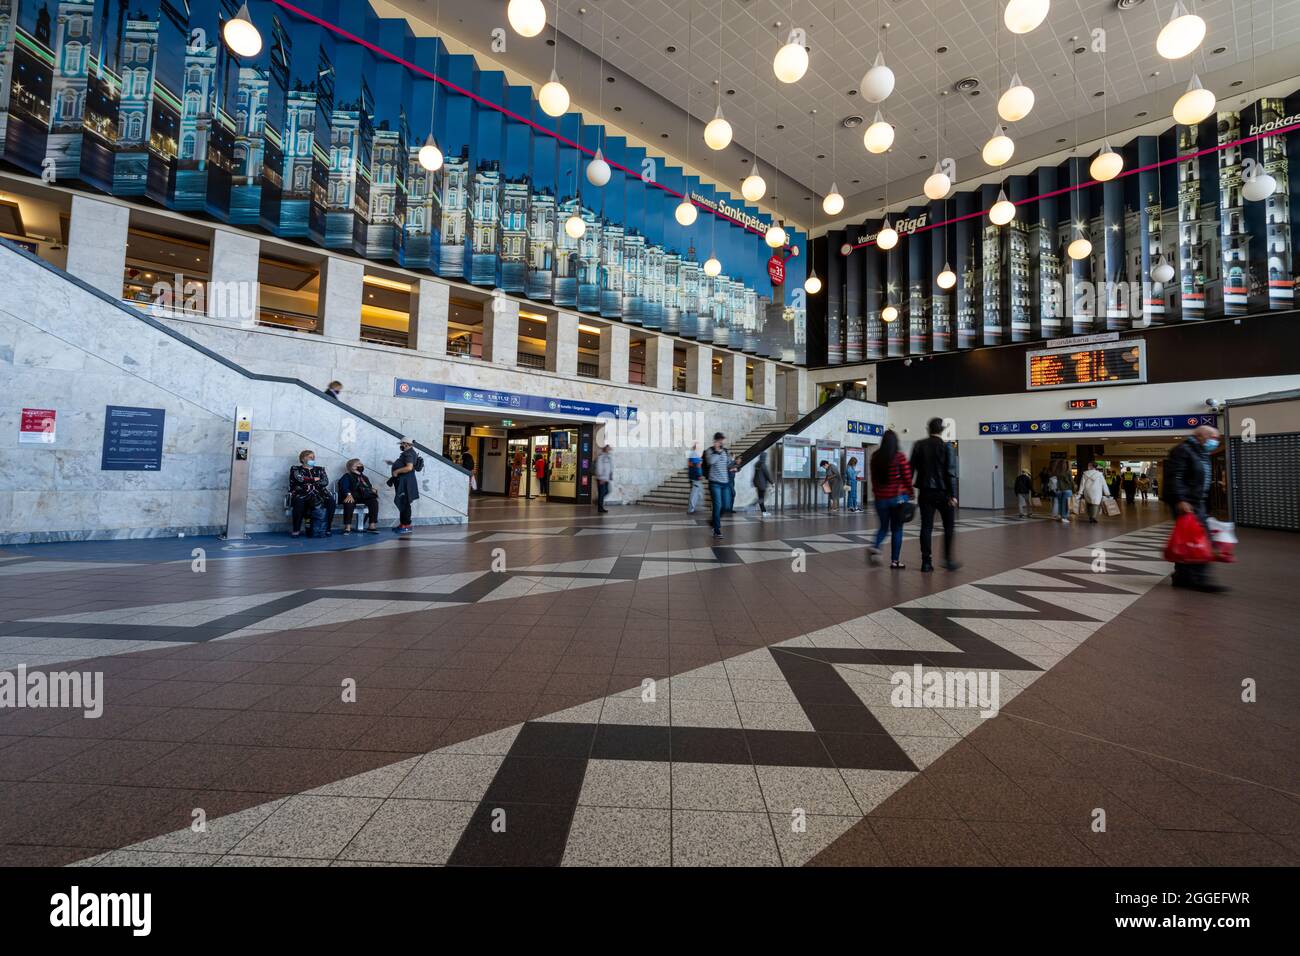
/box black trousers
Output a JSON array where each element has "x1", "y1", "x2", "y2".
[
  {"x1": 291, "y1": 495, "x2": 334, "y2": 533},
  {"x1": 342, "y1": 493, "x2": 379, "y2": 526},
  {"x1": 918, "y1": 488, "x2": 955, "y2": 563},
  {"x1": 596, "y1": 480, "x2": 610, "y2": 511},
  {"x1": 394, "y1": 491, "x2": 413, "y2": 526}
]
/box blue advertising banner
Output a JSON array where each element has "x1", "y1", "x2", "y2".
[
  {"x1": 978, "y1": 413, "x2": 1217, "y2": 436},
  {"x1": 101, "y1": 406, "x2": 167, "y2": 471},
  {"x1": 846, "y1": 420, "x2": 885, "y2": 437},
  {"x1": 394, "y1": 379, "x2": 636, "y2": 420}
]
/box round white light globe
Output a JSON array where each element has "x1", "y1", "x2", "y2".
[
  {"x1": 863, "y1": 114, "x2": 894, "y2": 154},
  {"x1": 507, "y1": 0, "x2": 546, "y2": 38},
  {"x1": 982, "y1": 131, "x2": 1015, "y2": 167},
  {"x1": 586, "y1": 150, "x2": 611, "y2": 186},
  {"x1": 741, "y1": 168, "x2": 767, "y2": 203},
  {"x1": 1172, "y1": 78, "x2": 1215, "y2": 126},
  {"x1": 539, "y1": 74, "x2": 570, "y2": 117},
  {"x1": 822, "y1": 187, "x2": 845, "y2": 216},
  {"x1": 1151, "y1": 256, "x2": 1175, "y2": 284},
  {"x1": 1067, "y1": 237, "x2": 1092, "y2": 260},
  {"x1": 1157, "y1": 8, "x2": 1206, "y2": 60},
  {"x1": 923, "y1": 167, "x2": 951, "y2": 201},
  {"x1": 223, "y1": 4, "x2": 263, "y2": 58},
  {"x1": 703, "y1": 256, "x2": 722, "y2": 277},
  {"x1": 765, "y1": 224, "x2": 787, "y2": 248},
  {"x1": 1242, "y1": 171, "x2": 1277, "y2": 202},
  {"x1": 881, "y1": 304, "x2": 899, "y2": 323},
  {"x1": 1003, "y1": 0, "x2": 1050, "y2": 35},
  {"x1": 989, "y1": 192, "x2": 1016, "y2": 225},
  {"x1": 998, "y1": 77, "x2": 1035, "y2": 123},
  {"x1": 675, "y1": 200, "x2": 697, "y2": 226},
  {"x1": 773, "y1": 41, "x2": 809, "y2": 84},
  {"x1": 936, "y1": 265, "x2": 957, "y2": 290},
  {"x1": 804, "y1": 273, "x2": 823, "y2": 294},
  {"x1": 860, "y1": 54, "x2": 895, "y2": 104},
  {"x1": 704, "y1": 109, "x2": 733, "y2": 150},
  {"x1": 1090, "y1": 147, "x2": 1123, "y2": 182},
  {"x1": 418, "y1": 137, "x2": 443, "y2": 172},
  {"x1": 876, "y1": 222, "x2": 898, "y2": 250},
  {"x1": 564, "y1": 214, "x2": 585, "y2": 239}
]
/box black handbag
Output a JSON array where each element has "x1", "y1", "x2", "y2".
[{"x1": 901, "y1": 501, "x2": 916, "y2": 523}]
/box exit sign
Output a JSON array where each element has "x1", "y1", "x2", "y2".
[
  {"x1": 1067, "y1": 398, "x2": 1099, "y2": 410},
  {"x1": 500, "y1": 419, "x2": 515, "y2": 426}
]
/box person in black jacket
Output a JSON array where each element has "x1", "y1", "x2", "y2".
[
  {"x1": 909, "y1": 417, "x2": 960, "y2": 572},
  {"x1": 288, "y1": 449, "x2": 334, "y2": 537},
  {"x1": 337, "y1": 458, "x2": 380, "y2": 534},
  {"x1": 1013, "y1": 470, "x2": 1034, "y2": 518},
  {"x1": 1165, "y1": 425, "x2": 1226, "y2": 593}
]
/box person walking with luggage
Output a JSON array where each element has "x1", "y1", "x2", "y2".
[
  {"x1": 702, "y1": 432, "x2": 734, "y2": 538},
  {"x1": 1165, "y1": 425, "x2": 1227, "y2": 593},
  {"x1": 1014, "y1": 469, "x2": 1034, "y2": 518},
  {"x1": 868, "y1": 430, "x2": 912, "y2": 568},
  {"x1": 686, "y1": 443, "x2": 704, "y2": 514},
  {"x1": 752, "y1": 450, "x2": 774, "y2": 519},
  {"x1": 910, "y1": 418, "x2": 960, "y2": 572},
  {"x1": 594, "y1": 445, "x2": 614, "y2": 513},
  {"x1": 1078, "y1": 461, "x2": 1108, "y2": 524},
  {"x1": 288, "y1": 449, "x2": 335, "y2": 537},
  {"x1": 386, "y1": 437, "x2": 421, "y2": 535}
]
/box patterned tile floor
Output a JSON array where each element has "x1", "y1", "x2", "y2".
[{"x1": 1, "y1": 499, "x2": 1296, "y2": 866}]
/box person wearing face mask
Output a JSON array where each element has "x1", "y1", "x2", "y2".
[
  {"x1": 386, "y1": 437, "x2": 421, "y2": 535},
  {"x1": 324, "y1": 381, "x2": 343, "y2": 400},
  {"x1": 337, "y1": 458, "x2": 380, "y2": 534},
  {"x1": 1163, "y1": 425, "x2": 1227, "y2": 593},
  {"x1": 288, "y1": 449, "x2": 334, "y2": 537}
]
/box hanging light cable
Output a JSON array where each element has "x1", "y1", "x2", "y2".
[
  {"x1": 677, "y1": 6, "x2": 699, "y2": 226},
  {"x1": 1067, "y1": 45, "x2": 1092, "y2": 260},
  {"x1": 983, "y1": 0, "x2": 1014, "y2": 166},
  {"x1": 1090, "y1": 22, "x2": 1123, "y2": 182},
  {"x1": 742, "y1": 16, "x2": 767, "y2": 202},
  {"x1": 539, "y1": 0, "x2": 570, "y2": 116},
  {"x1": 1241, "y1": 3, "x2": 1277, "y2": 201},
  {"x1": 704, "y1": 0, "x2": 733, "y2": 149},
  {"x1": 925, "y1": 22, "x2": 951, "y2": 199},
  {"x1": 773, "y1": 1, "x2": 809, "y2": 83},
  {"x1": 418, "y1": 0, "x2": 444, "y2": 171},
  {"x1": 860, "y1": 0, "x2": 894, "y2": 102},
  {"x1": 586, "y1": 10, "x2": 611, "y2": 186}
]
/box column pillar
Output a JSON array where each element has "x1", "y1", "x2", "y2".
[
  {"x1": 598, "y1": 324, "x2": 630, "y2": 384},
  {"x1": 719, "y1": 352, "x2": 746, "y2": 402},
  {"x1": 545, "y1": 310, "x2": 578, "y2": 377},
  {"x1": 411, "y1": 278, "x2": 449, "y2": 358},
  {"x1": 782, "y1": 367, "x2": 812, "y2": 419},
  {"x1": 752, "y1": 359, "x2": 777, "y2": 407},
  {"x1": 207, "y1": 227, "x2": 260, "y2": 325},
  {"x1": 643, "y1": 335, "x2": 674, "y2": 391},
  {"x1": 481, "y1": 295, "x2": 519, "y2": 366},
  {"x1": 66, "y1": 195, "x2": 129, "y2": 297},
  {"x1": 685, "y1": 344, "x2": 712, "y2": 397},
  {"x1": 317, "y1": 256, "x2": 364, "y2": 340}
]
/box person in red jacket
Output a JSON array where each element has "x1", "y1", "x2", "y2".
[{"x1": 867, "y1": 430, "x2": 913, "y2": 568}]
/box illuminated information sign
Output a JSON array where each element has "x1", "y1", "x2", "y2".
[{"x1": 1026, "y1": 340, "x2": 1146, "y2": 391}]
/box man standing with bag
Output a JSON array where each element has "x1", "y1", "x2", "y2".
[
  {"x1": 1165, "y1": 425, "x2": 1227, "y2": 593},
  {"x1": 909, "y1": 417, "x2": 960, "y2": 573}
]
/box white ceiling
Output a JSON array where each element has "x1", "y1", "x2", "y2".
[{"x1": 381, "y1": 0, "x2": 1299, "y2": 228}]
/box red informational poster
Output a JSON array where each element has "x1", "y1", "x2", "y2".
[
  {"x1": 19, "y1": 408, "x2": 56, "y2": 444},
  {"x1": 767, "y1": 255, "x2": 786, "y2": 286}
]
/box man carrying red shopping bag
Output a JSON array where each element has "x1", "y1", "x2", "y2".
[{"x1": 1162, "y1": 425, "x2": 1229, "y2": 593}]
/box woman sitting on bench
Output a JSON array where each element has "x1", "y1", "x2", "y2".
[
  {"x1": 289, "y1": 449, "x2": 335, "y2": 537},
  {"x1": 337, "y1": 458, "x2": 380, "y2": 534}
]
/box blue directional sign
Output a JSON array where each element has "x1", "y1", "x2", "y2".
[
  {"x1": 394, "y1": 379, "x2": 637, "y2": 420},
  {"x1": 978, "y1": 414, "x2": 1217, "y2": 436},
  {"x1": 846, "y1": 420, "x2": 885, "y2": 437}
]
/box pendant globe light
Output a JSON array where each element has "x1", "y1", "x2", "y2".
[
  {"x1": 989, "y1": 188, "x2": 1016, "y2": 225},
  {"x1": 823, "y1": 185, "x2": 845, "y2": 216},
  {"x1": 1172, "y1": 73, "x2": 1215, "y2": 125},
  {"x1": 924, "y1": 22, "x2": 952, "y2": 202},
  {"x1": 804, "y1": 270, "x2": 823, "y2": 294},
  {"x1": 998, "y1": 73, "x2": 1034, "y2": 122},
  {"x1": 508, "y1": 0, "x2": 547, "y2": 38},
  {"x1": 1090, "y1": 142, "x2": 1123, "y2": 181},
  {"x1": 677, "y1": 9, "x2": 699, "y2": 228},
  {"x1": 565, "y1": 212, "x2": 586, "y2": 239},
  {"x1": 923, "y1": 163, "x2": 951, "y2": 201},
  {"x1": 1156, "y1": 1, "x2": 1206, "y2": 60},
  {"x1": 982, "y1": 125, "x2": 1015, "y2": 166},
  {"x1": 223, "y1": 2, "x2": 263, "y2": 57},
  {"x1": 675, "y1": 199, "x2": 698, "y2": 225},
  {"x1": 860, "y1": 5, "x2": 894, "y2": 103},
  {"x1": 704, "y1": 2, "x2": 732, "y2": 150},
  {"x1": 1065, "y1": 53, "x2": 1090, "y2": 263},
  {"x1": 539, "y1": 69, "x2": 570, "y2": 116},
  {"x1": 876, "y1": 217, "x2": 898, "y2": 250},
  {"x1": 417, "y1": 1, "x2": 444, "y2": 173},
  {"x1": 703, "y1": 255, "x2": 722, "y2": 277},
  {"x1": 773, "y1": 24, "x2": 809, "y2": 84},
  {"x1": 1003, "y1": 0, "x2": 1049, "y2": 36},
  {"x1": 585, "y1": 147, "x2": 610, "y2": 185},
  {"x1": 1151, "y1": 254, "x2": 1175, "y2": 284},
  {"x1": 863, "y1": 110, "x2": 894, "y2": 153},
  {"x1": 742, "y1": 161, "x2": 766, "y2": 202},
  {"x1": 881, "y1": 304, "x2": 899, "y2": 322},
  {"x1": 1067, "y1": 228, "x2": 1092, "y2": 261},
  {"x1": 766, "y1": 222, "x2": 788, "y2": 248},
  {"x1": 936, "y1": 263, "x2": 957, "y2": 289},
  {"x1": 1239, "y1": 5, "x2": 1276, "y2": 202}
]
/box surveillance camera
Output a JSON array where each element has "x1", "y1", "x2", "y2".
[{"x1": 1205, "y1": 398, "x2": 1223, "y2": 409}]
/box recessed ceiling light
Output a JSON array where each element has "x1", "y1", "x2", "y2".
[
  {"x1": 546, "y1": 38, "x2": 555, "y2": 46},
  {"x1": 1230, "y1": 80, "x2": 1243, "y2": 87},
  {"x1": 936, "y1": 45, "x2": 948, "y2": 54},
  {"x1": 841, "y1": 114, "x2": 864, "y2": 128},
  {"x1": 726, "y1": 89, "x2": 736, "y2": 95},
  {"x1": 613, "y1": 105, "x2": 622, "y2": 111},
  {"x1": 776, "y1": 124, "x2": 785, "y2": 130},
  {"x1": 665, "y1": 45, "x2": 677, "y2": 53},
  {"x1": 660, "y1": 133, "x2": 669, "y2": 138},
  {"x1": 606, "y1": 76, "x2": 615, "y2": 83},
  {"x1": 1135, "y1": 110, "x2": 1148, "y2": 117},
  {"x1": 1074, "y1": 46, "x2": 1086, "y2": 54},
  {"x1": 1116, "y1": 0, "x2": 1146, "y2": 10},
  {"x1": 1093, "y1": 91, "x2": 1105, "y2": 97},
  {"x1": 816, "y1": 153, "x2": 826, "y2": 159},
  {"x1": 851, "y1": 179, "x2": 860, "y2": 184},
  {"x1": 1212, "y1": 46, "x2": 1226, "y2": 54},
  {"x1": 847, "y1": 89, "x2": 858, "y2": 96},
  {"x1": 1056, "y1": 137, "x2": 1068, "y2": 143}
]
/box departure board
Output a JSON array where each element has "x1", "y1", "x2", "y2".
[{"x1": 1026, "y1": 340, "x2": 1145, "y2": 391}]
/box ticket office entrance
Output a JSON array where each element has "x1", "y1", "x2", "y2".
[{"x1": 445, "y1": 419, "x2": 595, "y2": 505}]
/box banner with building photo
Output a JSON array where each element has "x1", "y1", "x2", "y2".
[
  {"x1": 905, "y1": 202, "x2": 930, "y2": 354},
  {"x1": 843, "y1": 240, "x2": 862, "y2": 363},
  {"x1": 1255, "y1": 94, "x2": 1295, "y2": 312},
  {"x1": 469, "y1": 69, "x2": 504, "y2": 287},
  {"x1": 1176, "y1": 119, "x2": 1209, "y2": 319},
  {"x1": 954, "y1": 190, "x2": 979, "y2": 349},
  {"x1": 1005, "y1": 176, "x2": 1032, "y2": 342},
  {"x1": 930, "y1": 200, "x2": 952, "y2": 352},
  {"x1": 863, "y1": 225, "x2": 883, "y2": 361},
  {"x1": 824, "y1": 228, "x2": 844, "y2": 364}
]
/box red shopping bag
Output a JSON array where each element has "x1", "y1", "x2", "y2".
[{"x1": 1164, "y1": 513, "x2": 1215, "y2": 564}]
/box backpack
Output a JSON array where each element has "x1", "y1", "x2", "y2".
[{"x1": 414, "y1": 453, "x2": 425, "y2": 472}]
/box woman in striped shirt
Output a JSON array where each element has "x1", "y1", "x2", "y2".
[{"x1": 868, "y1": 430, "x2": 912, "y2": 568}]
